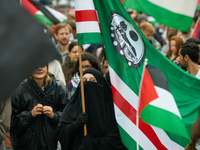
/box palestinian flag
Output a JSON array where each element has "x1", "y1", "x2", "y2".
[
  {"x1": 76, "y1": 0, "x2": 200, "y2": 149},
  {"x1": 139, "y1": 64, "x2": 189, "y2": 140},
  {"x1": 191, "y1": 17, "x2": 200, "y2": 38},
  {"x1": 21, "y1": 0, "x2": 67, "y2": 26},
  {"x1": 197, "y1": 0, "x2": 200, "y2": 10},
  {"x1": 121, "y1": 0, "x2": 197, "y2": 32},
  {"x1": 74, "y1": 0, "x2": 103, "y2": 45}
]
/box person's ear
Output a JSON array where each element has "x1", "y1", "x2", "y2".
[
  {"x1": 68, "y1": 52, "x2": 71, "y2": 57},
  {"x1": 184, "y1": 54, "x2": 189, "y2": 61},
  {"x1": 54, "y1": 33, "x2": 58, "y2": 40}
]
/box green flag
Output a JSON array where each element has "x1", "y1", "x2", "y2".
[
  {"x1": 122, "y1": 0, "x2": 197, "y2": 32},
  {"x1": 91, "y1": 0, "x2": 200, "y2": 149}
]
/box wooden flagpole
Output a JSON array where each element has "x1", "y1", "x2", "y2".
[{"x1": 78, "y1": 46, "x2": 87, "y2": 136}]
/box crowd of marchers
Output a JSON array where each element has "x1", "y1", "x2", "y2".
[{"x1": 1, "y1": 7, "x2": 200, "y2": 150}]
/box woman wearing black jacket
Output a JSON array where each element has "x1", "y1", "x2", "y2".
[{"x1": 10, "y1": 65, "x2": 69, "y2": 150}]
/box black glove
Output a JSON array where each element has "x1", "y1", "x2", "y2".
[{"x1": 76, "y1": 112, "x2": 88, "y2": 126}]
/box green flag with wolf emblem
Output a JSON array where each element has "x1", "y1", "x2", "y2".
[{"x1": 75, "y1": 0, "x2": 200, "y2": 149}]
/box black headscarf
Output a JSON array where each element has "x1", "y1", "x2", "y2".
[
  {"x1": 28, "y1": 73, "x2": 56, "y2": 105},
  {"x1": 56, "y1": 68, "x2": 127, "y2": 150}
]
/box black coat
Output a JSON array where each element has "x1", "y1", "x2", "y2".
[
  {"x1": 10, "y1": 75, "x2": 69, "y2": 150},
  {"x1": 56, "y1": 68, "x2": 127, "y2": 150}
]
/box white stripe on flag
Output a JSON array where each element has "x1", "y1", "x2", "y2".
[
  {"x1": 76, "y1": 21, "x2": 101, "y2": 33},
  {"x1": 75, "y1": 0, "x2": 95, "y2": 10},
  {"x1": 36, "y1": 10, "x2": 43, "y2": 15},
  {"x1": 150, "y1": 86, "x2": 182, "y2": 118},
  {"x1": 148, "y1": 0, "x2": 197, "y2": 17},
  {"x1": 45, "y1": 6, "x2": 67, "y2": 22},
  {"x1": 109, "y1": 67, "x2": 139, "y2": 110},
  {"x1": 151, "y1": 126, "x2": 184, "y2": 150},
  {"x1": 114, "y1": 105, "x2": 157, "y2": 150}
]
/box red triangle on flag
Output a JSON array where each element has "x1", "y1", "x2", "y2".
[
  {"x1": 139, "y1": 68, "x2": 159, "y2": 115},
  {"x1": 21, "y1": 0, "x2": 39, "y2": 16}
]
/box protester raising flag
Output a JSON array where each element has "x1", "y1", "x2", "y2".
[
  {"x1": 121, "y1": 0, "x2": 197, "y2": 32},
  {"x1": 21, "y1": 0, "x2": 67, "y2": 26},
  {"x1": 75, "y1": 0, "x2": 200, "y2": 149},
  {"x1": 75, "y1": 0, "x2": 103, "y2": 45},
  {"x1": 138, "y1": 64, "x2": 189, "y2": 140}
]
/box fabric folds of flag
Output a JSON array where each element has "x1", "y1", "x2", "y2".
[
  {"x1": 122, "y1": 0, "x2": 197, "y2": 32},
  {"x1": 21, "y1": 0, "x2": 67, "y2": 26},
  {"x1": 74, "y1": 0, "x2": 103, "y2": 45},
  {"x1": 139, "y1": 64, "x2": 189, "y2": 140}
]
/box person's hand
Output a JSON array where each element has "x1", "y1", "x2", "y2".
[
  {"x1": 77, "y1": 113, "x2": 88, "y2": 126},
  {"x1": 173, "y1": 56, "x2": 180, "y2": 65},
  {"x1": 31, "y1": 104, "x2": 43, "y2": 117},
  {"x1": 43, "y1": 106, "x2": 54, "y2": 119}
]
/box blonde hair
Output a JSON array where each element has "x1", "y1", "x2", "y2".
[
  {"x1": 30, "y1": 66, "x2": 52, "y2": 89},
  {"x1": 54, "y1": 23, "x2": 72, "y2": 35},
  {"x1": 43, "y1": 73, "x2": 52, "y2": 88},
  {"x1": 139, "y1": 22, "x2": 155, "y2": 34}
]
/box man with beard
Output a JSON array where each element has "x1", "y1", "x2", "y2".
[
  {"x1": 178, "y1": 43, "x2": 200, "y2": 78},
  {"x1": 54, "y1": 23, "x2": 72, "y2": 64}
]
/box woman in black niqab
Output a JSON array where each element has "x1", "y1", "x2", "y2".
[{"x1": 56, "y1": 68, "x2": 127, "y2": 150}]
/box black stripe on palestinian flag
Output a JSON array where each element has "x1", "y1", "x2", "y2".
[
  {"x1": 30, "y1": 0, "x2": 60, "y2": 25},
  {"x1": 146, "y1": 64, "x2": 170, "y2": 92}
]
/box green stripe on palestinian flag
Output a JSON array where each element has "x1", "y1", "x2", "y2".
[
  {"x1": 139, "y1": 65, "x2": 189, "y2": 140},
  {"x1": 21, "y1": 0, "x2": 66, "y2": 26},
  {"x1": 122, "y1": 0, "x2": 197, "y2": 32},
  {"x1": 75, "y1": 0, "x2": 102, "y2": 45}
]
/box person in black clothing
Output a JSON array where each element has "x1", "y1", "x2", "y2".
[
  {"x1": 56, "y1": 68, "x2": 127, "y2": 150},
  {"x1": 10, "y1": 65, "x2": 69, "y2": 150}
]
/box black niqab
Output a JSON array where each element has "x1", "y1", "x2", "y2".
[{"x1": 56, "y1": 68, "x2": 127, "y2": 150}]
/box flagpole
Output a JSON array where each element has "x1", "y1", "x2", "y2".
[
  {"x1": 136, "y1": 59, "x2": 148, "y2": 150},
  {"x1": 78, "y1": 46, "x2": 87, "y2": 136}
]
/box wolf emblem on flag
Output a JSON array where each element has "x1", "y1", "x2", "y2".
[{"x1": 110, "y1": 11, "x2": 145, "y2": 68}]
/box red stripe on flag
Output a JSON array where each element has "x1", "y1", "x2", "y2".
[
  {"x1": 139, "y1": 68, "x2": 159, "y2": 115},
  {"x1": 21, "y1": 0, "x2": 39, "y2": 16},
  {"x1": 112, "y1": 85, "x2": 168, "y2": 150},
  {"x1": 198, "y1": 0, "x2": 200, "y2": 5},
  {"x1": 75, "y1": 10, "x2": 98, "y2": 22},
  {"x1": 192, "y1": 17, "x2": 200, "y2": 38}
]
